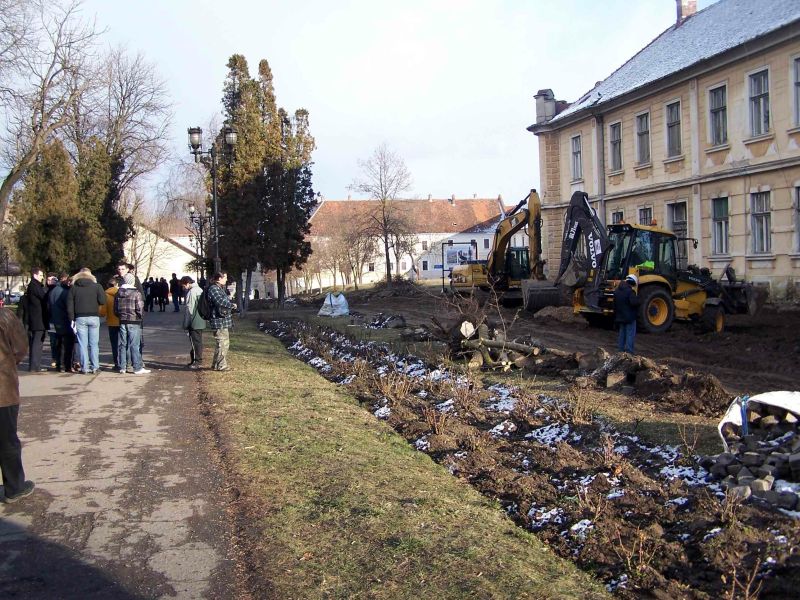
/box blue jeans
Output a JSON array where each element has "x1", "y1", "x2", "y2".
[
  {"x1": 75, "y1": 316, "x2": 100, "y2": 373},
  {"x1": 618, "y1": 321, "x2": 636, "y2": 354},
  {"x1": 118, "y1": 323, "x2": 143, "y2": 372}
]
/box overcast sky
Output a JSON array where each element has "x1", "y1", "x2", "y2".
[{"x1": 82, "y1": 0, "x2": 715, "y2": 204}]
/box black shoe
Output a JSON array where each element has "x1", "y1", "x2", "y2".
[{"x1": 4, "y1": 481, "x2": 35, "y2": 503}]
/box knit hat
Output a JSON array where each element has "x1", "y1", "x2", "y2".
[{"x1": 123, "y1": 273, "x2": 135, "y2": 285}]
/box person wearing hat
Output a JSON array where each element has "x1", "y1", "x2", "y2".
[
  {"x1": 180, "y1": 276, "x2": 205, "y2": 369},
  {"x1": 613, "y1": 274, "x2": 641, "y2": 354},
  {"x1": 114, "y1": 273, "x2": 149, "y2": 375}
]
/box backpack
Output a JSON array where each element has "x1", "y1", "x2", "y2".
[{"x1": 196, "y1": 288, "x2": 212, "y2": 320}]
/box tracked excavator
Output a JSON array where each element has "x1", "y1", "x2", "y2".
[
  {"x1": 450, "y1": 189, "x2": 562, "y2": 306},
  {"x1": 523, "y1": 190, "x2": 763, "y2": 333}
]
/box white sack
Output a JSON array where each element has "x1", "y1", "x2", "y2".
[{"x1": 318, "y1": 292, "x2": 349, "y2": 317}]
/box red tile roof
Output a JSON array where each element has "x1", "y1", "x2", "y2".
[{"x1": 310, "y1": 198, "x2": 504, "y2": 236}]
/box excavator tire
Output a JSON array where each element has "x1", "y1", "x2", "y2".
[
  {"x1": 637, "y1": 286, "x2": 674, "y2": 334},
  {"x1": 700, "y1": 305, "x2": 725, "y2": 333}
]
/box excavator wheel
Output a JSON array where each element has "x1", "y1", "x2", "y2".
[
  {"x1": 700, "y1": 305, "x2": 725, "y2": 333},
  {"x1": 637, "y1": 286, "x2": 674, "y2": 334}
]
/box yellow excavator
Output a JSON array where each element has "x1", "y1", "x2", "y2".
[
  {"x1": 524, "y1": 190, "x2": 763, "y2": 333},
  {"x1": 450, "y1": 189, "x2": 560, "y2": 305}
]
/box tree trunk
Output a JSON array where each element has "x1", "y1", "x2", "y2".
[
  {"x1": 243, "y1": 268, "x2": 253, "y2": 315},
  {"x1": 384, "y1": 236, "x2": 392, "y2": 287},
  {"x1": 276, "y1": 268, "x2": 286, "y2": 307}
]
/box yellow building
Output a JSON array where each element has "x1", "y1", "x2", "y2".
[{"x1": 530, "y1": 0, "x2": 800, "y2": 298}]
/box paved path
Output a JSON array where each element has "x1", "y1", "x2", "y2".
[{"x1": 0, "y1": 310, "x2": 237, "y2": 599}]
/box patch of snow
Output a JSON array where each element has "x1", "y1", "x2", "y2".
[
  {"x1": 436, "y1": 399, "x2": 455, "y2": 413},
  {"x1": 526, "y1": 423, "x2": 571, "y2": 446},
  {"x1": 489, "y1": 419, "x2": 518, "y2": 437},
  {"x1": 606, "y1": 574, "x2": 628, "y2": 592},
  {"x1": 569, "y1": 519, "x2": 594, "y2": 540},
  {"x1": 414, "y1": 436, "x2": 430, "y2": 451},
  {"x1": 374, "y1": 406, "x2": 391, "y2": 419},
  {"x1": 666, "y1": 497, "x2": 689, "y2": 507},
  {"x1": 607, "y1": 489, "x2": 625, "y2": 499},
  {"x1": 659, "y1": 464, "x2": 710, "y2": 487},
  {"x1": 703, "y1": 527, "x2": 722, "y2": 541},
  {"x1": 614, "y1": 445, "x2": 629, "y2": 455},
  {"x1": 528, "y1": 506, "x2": 566, "y2": 530}
]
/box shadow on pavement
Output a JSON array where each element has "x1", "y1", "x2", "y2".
[{"x1": 0, "y1": 515, "x2": 146, "y2": 600}]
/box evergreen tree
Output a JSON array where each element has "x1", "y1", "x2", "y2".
[{"x1": 12, "y1": 140, "x2": 108, "y2": 272}]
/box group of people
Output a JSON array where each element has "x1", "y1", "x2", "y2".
[
  {"x1": 17, "y1": 262, "x2": 237, "y2": 375},
  {"x1": 142, "y1": 274, "x2": 198, "y2": 313}
]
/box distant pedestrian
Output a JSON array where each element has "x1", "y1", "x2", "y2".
[
  {"x1": 158, "y1": 278, "x2": 169, "y2": 312},
  {"x1": 0, "y1": 305, "x2": 35, "y2": 503},
  {"x1": 181, "y1": 276, "x2": 205, "y2": 369},
  {"x1": 144, "y1": 277, "x2": 155, "y2": 312},
  {"x1": 614, "y1": 274, "x2": 641, "y2": 354},
  {"x1": 45, "y1": 273, "x2": 58, "y2": 368},
  {"x1": 100, "y1": 277, "x2": 122, "y2": 371},
  {"x1": 115, "y1": 273, "x2": 149, "y2": 375},
  {"x1": 207, "y1": 271, "x2": 236, "y2": 372},
  {"x1": 24, "y1": 267, "x2": 48, "y2": 372},
  {"x1": 170, "y1": 273, "x2": 181, "y2": 312},
  {"x1": 67, "y1": 268, "x2": 105, "y2": 374},
  {"x1": 48, "y1": 273, "x2": 75, "y2": 372}
]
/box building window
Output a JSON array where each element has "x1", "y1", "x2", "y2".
[
  {"x1": 709, "y1": 85, "x2": 728, "y2": 146},
  {"x1": 483, "y1": 238, "x2": 489, "y2": 249},
  {"x1": 636, "y1": 112, "x2": 650, "y2": 164},
  {"x1": 794, "y1": 58, "x2": 800, "y2": 126},
  {"x1": 400, "y1": 260, "x2": 406, "y2": 271},
  {"x1": 611, "y1": 210, "x2": 623, "y2": 224},
  {"x1": 422, "y1": 260, "x2": 428, "y2": 271},
  {"x1": 668, "y1": 202, "x2": 688, "y2": 269},
  {"x1": 368, "y1": 262, "x2": 375, "y2": 272},
  {"x1": 609, "y1": 122, "x2": 622, "y2": 171},
  {"x1": 421, "y1": 240, "x2": 428, "y2": 251},
  {"x1": 751, "y1": 191, "x2": 771, "y2": 254},
  {"x1": 571, "y1": 135, "x2": 582, "y2": 180},
  {"x1": 749, "y1": 70, "x2": 770, "y2": 136},
  {"x1": 712, "y1": 197, "x2": 729, "y2": 255},
  {"x1": 666, "y1": 101, "x2": 682, "y2": 157},
  {"x1": 638, "y1": 206, "x2": 652, "y2": 225}
]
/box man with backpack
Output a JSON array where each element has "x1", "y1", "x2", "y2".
[
  {"x1": 206, "y1": 272, "x2": 236, "y2": 372},
  {"x1": 181, "y1": 276, "x2": 206, "y2": 369},
  {"x1": 114, "y1": 273, "x2": 149, "y2": 375}
]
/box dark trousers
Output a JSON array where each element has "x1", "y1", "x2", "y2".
[
  {"x1": 53, "y1": 331, "x2": 75, "y2": 371},
  {"x1": 189, "y1": 329, "x2": 203, "y2": 364},
  {"x1": 146, "y1": 295, "x2": 155, "y2": 312},
  {"x1": 109, "y1": 326, "x2": 120, "y2": 369},
  {"x1": 49, "y1": 331, "x2": 57, "y2": 363},
  {"x1": 0, "y1": 405, "x2": 25, "y2": 497},
  {"x1": 28, "y1": 330, "x2": 44, "y2": 371},
  {"x1": 172, "y1": 295, "x2": 180, "y2": 312}
]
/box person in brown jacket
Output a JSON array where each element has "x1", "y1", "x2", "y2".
[{"x1": 0, "y1": 306, "x2": 35, "y2": 503}]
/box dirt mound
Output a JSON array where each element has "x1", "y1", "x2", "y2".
[{"x1": 532, "y1": 306, "x2": 585, "y2": 324}]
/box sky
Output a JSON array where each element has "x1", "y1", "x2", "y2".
[{"x1": 81, "y1": 0, "x2": 716, "y2": 204}]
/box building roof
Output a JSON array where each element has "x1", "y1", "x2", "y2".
[
  {"x1": 546, "y1": 0, "x2": 800, "y2": 125},
  {"x1": 310, "y1": 197, "x2": 504, "y2": 236}
]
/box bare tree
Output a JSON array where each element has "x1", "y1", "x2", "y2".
[
  {"x1": 0, "y1": 0, "x2": 102, "y2": 225},
  {"x1": 64, "y1": 46, "x2": 173, "y2": 197},
  {"x1": 349, "y1": 143, "x2": 412, "y2": 288}
]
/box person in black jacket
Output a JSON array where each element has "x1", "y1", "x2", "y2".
[
  {"x1": 24, "y1": 268, "x2": 48, "y2": 372},
  {"x1": 614, "y1": 274, "x2": 641, "y2": 354},
  {"x1": 67, "y1": 268, "x2": 106, "y2": 374}
]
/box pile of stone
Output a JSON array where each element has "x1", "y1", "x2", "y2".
[{"x1": 705, "y1": 403, "x2": 800, "y2": 509}]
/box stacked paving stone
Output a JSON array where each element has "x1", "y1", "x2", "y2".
[{"x1": 705, "y1": 403, "x2": 800, "y2": 509}]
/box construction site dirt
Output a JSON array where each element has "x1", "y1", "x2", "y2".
[{"x1": 339, "y1": 290, "x2": 800, "y2": 396}]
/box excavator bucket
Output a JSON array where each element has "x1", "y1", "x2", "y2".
[{"x1": 522, "y1": 279, "x2": 565, "y2": 313}]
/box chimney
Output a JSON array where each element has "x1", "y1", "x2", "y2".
[
  {"x1": 428, "y1": 193, "x2": 432, "y2": 202},
  {"x1": 534, "y1": 89, "x2": 556, "y2": 124},
  {"x1": 347, "y1": 194, "x2": 351, "y2": 200},
  {"x1": 676, "y1": 0, "x2": 696, "y2": 25},
  {"x1": 449, "y1": 194, "x2": 455, "y2": 205},
  {"x1": 473, "y1": 193, "x2": 477, "y2": 199}
]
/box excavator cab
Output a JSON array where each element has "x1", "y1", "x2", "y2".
[
  {"x1": 504, "y1": 247, "x2": 531, "y2": 282},
  {"x1": 605, "y1": 224, "x2": 678, "y2": 284}
]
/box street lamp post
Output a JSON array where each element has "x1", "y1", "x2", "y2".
[
  {"x1": 188, "y1": 204, "x2": 213, "y2": 281},
  {"x1": 187, "y1": 124, "x2": 238, "y2": 274}
]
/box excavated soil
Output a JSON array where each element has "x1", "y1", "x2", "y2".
[
  {"x1": 344, "y1": 291, "x2": 800, "y2": 395},
  {"x1": 262, "y1": 318, "x2": 800, "y2": 600}
]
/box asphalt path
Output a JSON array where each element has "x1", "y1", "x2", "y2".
[{"x1": 0, "y1": 309, "x2": 238, "y2": 599}]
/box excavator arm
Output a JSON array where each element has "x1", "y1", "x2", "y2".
[
  {"x1": 554, "y1": 191, "x2": 611, "y2": 309},
  {"x1": 486, "y1": 195, "x2": 531, "y2": 284}
]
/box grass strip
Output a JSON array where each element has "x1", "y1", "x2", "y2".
[{"x1": 206, "y1": 319, "x2": 609, "y2": 599}]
